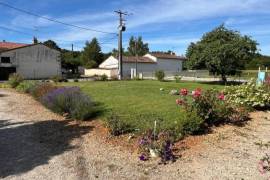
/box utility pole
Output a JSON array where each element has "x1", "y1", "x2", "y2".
[
  {"x1": 115, "y1": 10, "x2": 127, "y2": 80},
  {"x1": 71, "y1": 43, "x2": 74, "y2": 57},
  {"x1": 135, "y1": 37, "x2": 138, "y2": 77}
]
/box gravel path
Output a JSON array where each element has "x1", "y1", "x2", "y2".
[{"x1": 0, "y1": 89, "x2": 270, "y2": 180}]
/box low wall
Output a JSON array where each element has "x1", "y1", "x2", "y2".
[{"x1": 84, "y1": 69, "x2": 118, "y2": 78}]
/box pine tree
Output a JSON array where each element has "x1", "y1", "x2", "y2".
[
  {"x1": 127, "y1": 36, "x2": 149, "y2": 56},
  {"x1": 81, "y1": 38, "x2": 103, "y2": 68}
]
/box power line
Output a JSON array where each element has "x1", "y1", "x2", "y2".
[
  {"x1": 0, "y1": 1, "x2": 117, "y2": 35},
  {"x1": 0, "y1": 26, "x2": 33, "y2": 36},
  {"x1": 0, "y1": 24, "x2": 117, "y2": 48}
]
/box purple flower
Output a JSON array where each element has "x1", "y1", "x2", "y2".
[{"x1": 139, "y1": 154, "x2": 147, "y2": 161}]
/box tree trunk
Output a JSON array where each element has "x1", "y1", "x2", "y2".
[{"x1": 221, "y1": 74, "x2": 227, "y2": 85}]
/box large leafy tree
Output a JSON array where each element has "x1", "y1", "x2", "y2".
[
  {"x1": 186, "y1": 25, "x2": 258, "y2": 82},
  {"x1": 61, "y1": 49, "x2": 82, "y2": 74},
  {"x1": 127, "y1": 36, "x2": 149, "y2": 56},
  {"x1": 43, "y1": 40, "x2": 61, "y2": 51},
  {"x1": 81, "y1": 38, "x2": 103, "y2": 68}
]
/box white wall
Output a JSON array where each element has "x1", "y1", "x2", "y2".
[
  {"x1": 0, "y1": 44, "x2": 61, "y2": 79},
  {"x1": 122, "y1": 63, "x2": 157, "y2": 78},
  {"x1": 84, "y1": 68, "x2": 118, "y2": 78},
  {"x1": 98, "y1": 55, "x2": 183, "y2": 78},
  {"x1": 157, "y1": 58, "x2": 182, "y2": 73},
  {"x1": 99, "y1": 56, "x2": 118, "y2": 69}
]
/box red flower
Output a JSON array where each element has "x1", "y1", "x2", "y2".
[
  {"x1": 218, "y1": 93, "x2": 225, "y2": 100},
  {"x1": 192, "y1": 88, "x2": 202, "y2": 98},
  {"x1": 176, "y1": 99, "x2": 184, "y2": 105},
  {"x1": 180, "y1": 88, "x2": 188, "y2": 96}
]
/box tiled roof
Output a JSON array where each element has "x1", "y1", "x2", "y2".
[
  {"x1": 0, "y1": 42, "x2": 29, "y2": 51},
  {"x1": 117, "y1": 56, "x2": 156, "y2": 63},
  {"x1": 150, "y1": 53, "x2": 186, "y2": 60}
]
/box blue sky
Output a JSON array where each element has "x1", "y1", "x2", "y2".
[{"x1": 0, "y1": 0, "x2": 270, "y2": 55}]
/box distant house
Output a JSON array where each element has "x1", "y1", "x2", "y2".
[
  {"x1": 89, "y1": 53, "x2": 186, "y2": 78},
  {"x1": 0, "y1": 42, "x2": 61, "y2": 80}
]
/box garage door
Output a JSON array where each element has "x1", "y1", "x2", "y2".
[{"x1": 0, "y1": 67, "x2": 16, "y2": 80}]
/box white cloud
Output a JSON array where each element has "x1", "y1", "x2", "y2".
[
  {"x1": 146, "y1": 37, "x2": 198, "y2": 45},
  {"x1": 5, "y1": 0, "x2": 270, "y2": 54},
  {"x1": 127, "y1": 0, "x2": 270, "y2": 28}
]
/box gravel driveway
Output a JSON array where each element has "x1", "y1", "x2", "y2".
[{"x1": 0, "y1": 88, "x2": 270, "y2": 180}]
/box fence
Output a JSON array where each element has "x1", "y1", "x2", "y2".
[{"x1": 138, "y1": 70, "x2": 259, "y2": 82}]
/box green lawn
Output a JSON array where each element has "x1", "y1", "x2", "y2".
[{"x1": 63, "y1": 80, "x2": 223, "y2": 133}]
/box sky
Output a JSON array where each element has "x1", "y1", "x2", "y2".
[{"x1": 0, "y1": 0, "x2": 270, "y2": 55}]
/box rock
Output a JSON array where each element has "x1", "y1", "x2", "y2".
[
  {"x1": 169, "y1": 89, "x2": 179, "y2": 95},
  {"x1": 150, "y1": 148, "x2": 160, "y2": 158}
]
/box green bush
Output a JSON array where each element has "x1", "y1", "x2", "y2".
[
  {"x1": 100, "y1": 74, "x2": 108, "y2": 81},
  {"x1": 0, "y1": 83, "x2": 10, "y2": 88},
  {"x1": 155, "y1": 70, "x2": 165, "y2": 81},
  {"x1": 224, "y1": 80, "x2": 270, "y2": 109},
  {"x1": 29, "y1": 82, "x2": 57, "y2": 100},
  {"x1": 181, "y1": 110, "x2": 204, "y2": 135},
  {"x1": 51, "y1": 75, "x2": 67, "y2": 83},
  {"x1": 51, "y1": 75, "x2": 62, "y2": 83},
  {"x1": 174, "y1": 75, "x2": 182, "y2": 83},
  {"x1": 8, "y1": 73, "x2": 24, "y2": 88},
  {"x1": 104, "y1": 113, "x2": 134, "y2": 136},
  {"x1": 15, "y1": 81, "x2": 37, "y2": 93}
]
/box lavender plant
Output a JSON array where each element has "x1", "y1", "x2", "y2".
[{"x1": 42, "y1": 87, "x2": 98, "y2": 120}]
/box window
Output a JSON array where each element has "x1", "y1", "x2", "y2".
[{"x1": 1, "y1": 57, "x2": 11, "y2": 63}]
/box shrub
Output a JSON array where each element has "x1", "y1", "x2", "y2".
[
  {"x1": 29, "y1": 82, "x2": 57, "y2": 100},
  {"x1": 41, "y1": 87, "x2": 98, "y2": 120},
  {"x1": 100, "y1": 74, "x2": 108, "y2": 81},
  {"x1": 174, "y1": 75, "x2": 182, "y2": 83},
  {"x1": 264, "y1": 75, "x2": 270, "y2": 91},
  {"x1": 51, "y1": 75, "x2": 68, "y2": 83},
  {"x1": 15, "y1": 81, "x2": 37, "y2": 93},
  {"x1": 51, "y1": 75, "x2": 61, "y2": 83},
  {"x1": 104, "y1": 113, "x2": 133, "y2": 136},
  {"x1": 155, "y1": 70, "x2": 165, "y2": 81},
  {"x1": 181, "y1": 110, "x2": 204, "y2": 135},
  {"x1": 224, "y1": 80, "x2": 270, "y2": 109},
  {"x1": 0, "y1": 83, "x2": 10, "y2": 88},
  {"x1": 111, "y1": 75, "x2": 119, "y2": 81},
  {"x1": 8, "y1": 73, "x2": 24, "y2": 88},
  {"x1": 176, "y1": 88, "x2": 249, "y2": 128}
]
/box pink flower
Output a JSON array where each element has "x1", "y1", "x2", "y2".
[
  {"x1": 258, "y1": 160, "x2": 266, "y2": 174},
  {"x1": 176, "y1": 99, "x2": 184, "y2": 105},
  {"x1": 180, "y1": 88, "x2": 188, "y2": 96},
  {"x1": 192, "y1": 88, "x2": 202, "y2": 98},
  {"x1": 218, "y1": 93, "x2": 225, "y2": 100}
]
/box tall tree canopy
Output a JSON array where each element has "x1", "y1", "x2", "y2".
[
  {"x1": 33, "y1": 37, "x2": 38, "y2": 44},
  {"x1": 81, "y1": 38, "x2": 103, "y2": 68},
  {"x1": 61, "y1": 49, "x2": 82, "y2": 74},
  {"x1": 43, "y1": 40, "x2": 61, "y2": 51},
  {"x1": 246, "y1": 55, "x2": 270, "y2": 70},
  {"x1": 186, "y1": 25, "x2": 258, "y2": 82},
  {"x1": 127, "y1": 36, "x2": 149, "y2": 56}
]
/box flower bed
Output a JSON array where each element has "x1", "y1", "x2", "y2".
[
  {"x1": 11, "y1": 79, "x2": 100, "y2": 121},
  {"x1": 224, "y1": 80, "x2": 270, "y2": 109}
]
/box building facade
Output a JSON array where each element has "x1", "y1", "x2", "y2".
[
  {"x1": 0, "y1": 42, "x2": 61, "y2": 80},
  {"x1": 94, "y1": 53, "x2": 186, "y2": 78}
]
